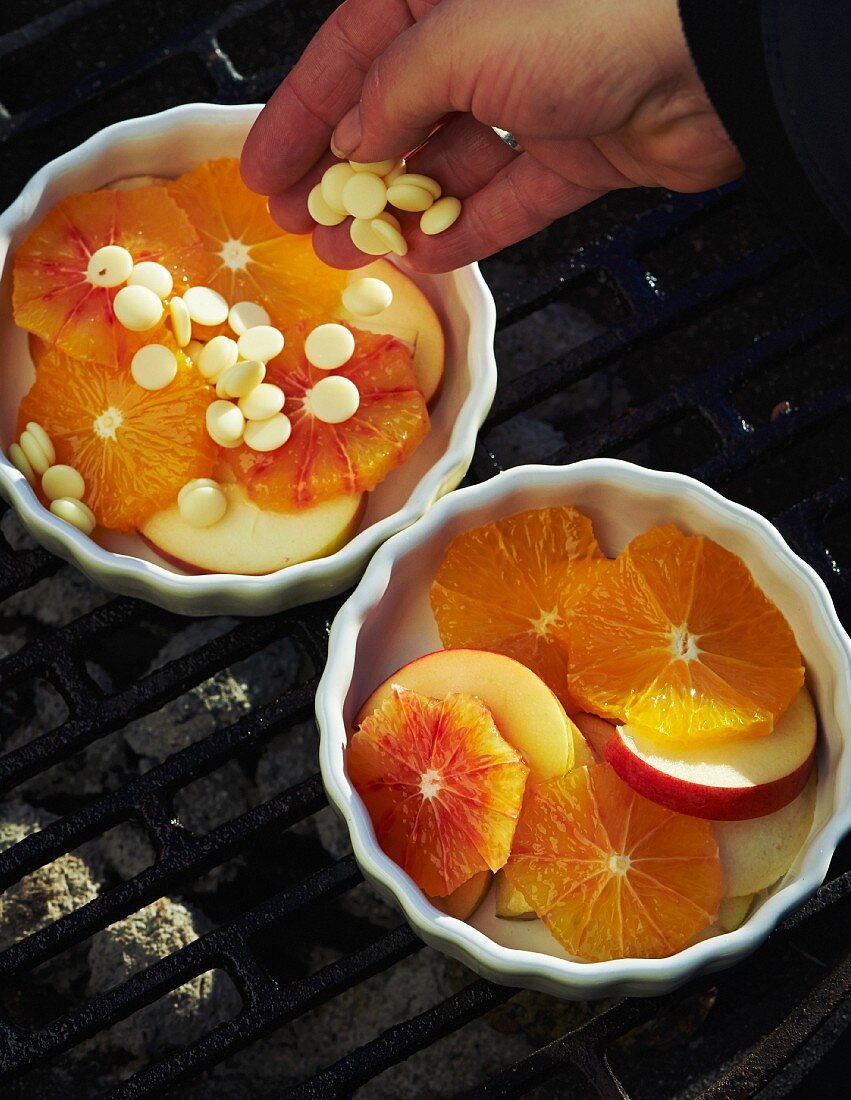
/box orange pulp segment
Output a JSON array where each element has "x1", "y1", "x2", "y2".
[
  {"x1": 18, "y1": 343, "x2": 216, "y2": 531},
  {"x1": 429, "y1": 506, "x2": 603, "y2": 710},
  {"x1": 13, "y1": 187, "x2": 211, "y2": 369},
  {"x1": 228, "y1": 320, "x2": 429, "y2": 510},
  {"x1": 504, "y1": 762, "x2": 722, "y2": 960},
  {"x1": 167, "y1": 158, "x2": 347, "y2": 326},
  {"x1": 569, "y1": 524, "x2": 804, "y2": 741},
  {"x1": 347, "y1": 686, "x2": 529, "y2": 897}
]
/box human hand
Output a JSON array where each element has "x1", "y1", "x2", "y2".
[{"x1": 241, "y1": 0, "x2": 743, "y2": 273}]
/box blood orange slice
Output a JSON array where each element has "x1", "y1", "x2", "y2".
[
  {"x1": 19, "y1": 343, "x2": 215, "y2": 531},
  {"x1": 228, "y1": 321, "x2": 429, "y2": 510},
  {"x1": 348, "y1": 686, "x2": 529, "y2": 897},
  {"x1": 167, "y1": 158, "x2": 347, "y2": 325},
  {"x1": 13, "y1": 187, "x2": 211, "y2": 369},
  {"x1": 430, "y1": 507, "x2": 604, "y2": 710},
  {"x1": 569, "y1": 525, "x2": 804, "y2": 741},
  {"x1": 504, "y1": 762, "x2": 722, "y2": 960}
]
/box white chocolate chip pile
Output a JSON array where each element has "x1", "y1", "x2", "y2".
[
  {"x1": 308, "y1": 155, "x2": 462, "y2": 256},
  {"x1": 8, "y1": 420, "x2": 96, "y2": 535},
  {"x1": 17, "y1": 229, "x2": 396, "y2": 539}
]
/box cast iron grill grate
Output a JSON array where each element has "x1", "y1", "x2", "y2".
[{"x1": 0, "y1": 1, "x2": 849, "y2": 1097}]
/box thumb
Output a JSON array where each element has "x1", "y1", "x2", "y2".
[{"x1": 331, "y1": 0, "x2": 496, "y2": 161}]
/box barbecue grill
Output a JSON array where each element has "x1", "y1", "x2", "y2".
[{"x1": 0, "y1": 1, "x2": 848, "y2": 1096}]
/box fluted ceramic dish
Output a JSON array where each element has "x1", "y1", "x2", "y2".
[
  {"x1": 317, "y1": 460, "x2": 851, "y2": 999},
  {"x1": 0, "y1": 103, "x2": 496, "y2": 616}
]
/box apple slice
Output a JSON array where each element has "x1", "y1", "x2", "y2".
[
  {"x1": 573, "y1": 712, "x2": 616, "y2": 761},
  {"x1": 494, "y1": 869, "x2": 535, "y2": 921},
  {"x1": 716, "y1": 894, "x2": 754, "y2": 933},
  {"x1": 337, "y1": 259, "x2": 444, "y2": 403},
  {"x1": 356, "y1": 649, "x2": 580, "y2": 779},
  {"x1": 141, "y1": 481, "x2": 364, "y2": 575},
  {"x1": 605, "y1": 687, "x2": 817, "y2": 820},
  {"x1": 714, "y1": 769, "x2": 817, "y2": 895},
  {"x1": 107, "y1": 175, "x2": 172, "y2": 190},
  {"x1": 431, "y1": 870, "x2": 492, "y2": 920}
]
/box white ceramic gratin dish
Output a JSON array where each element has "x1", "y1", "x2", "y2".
[
  {"x1": 0, "y1": 103, "x2": 497, "y2": 616},
  {"x1": 317, "y1": 459, "x2": 851, "y2": 999}
]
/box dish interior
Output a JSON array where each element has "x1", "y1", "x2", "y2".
[
  {"x1": 0, "y1": 110, "x2": 475, "y2": 574},
  {"x1": 339, "y1": 473, "x2": 844, "y2": 961}
]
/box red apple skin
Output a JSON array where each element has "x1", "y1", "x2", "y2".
[{"x1": 604, "y1": 734, "x2": 815, "y2": 820}]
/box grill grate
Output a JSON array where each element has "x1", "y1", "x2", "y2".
[{"x1": 0, "y1": 1, "x2": 849, "y2": 1097}]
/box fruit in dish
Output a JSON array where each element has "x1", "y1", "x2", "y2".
[
  {"x1": 356, "y1": 649, "x2": 583, "y2": 780},
  {"x1": 503, "y1": 762, "x2": 723, "y2": 962},
  {"x1": 347, "y1": 507, "x2": 818, "y2": 962},
  {"x1": 7, "y1": 158, "x2": 445, "y2": 573},
  {"x1": 226, "y1": 322, "x2": 428, "y2": 509},
  {"x1": 430, "y1": 506, "x2": 602, "y2": 710},
  {"x1": 19, "y1": 342, "x2": 215, "y2": 532},
  {"x1": 605, "y1": 686, "x2": 816, "y2": 819},
  {"x1": 568, "y1": 524, "x2": 804, "y2": 740},
  {"x1": 347, "y1": 686, "x2": 528, "y2": 898},
  {"x1": 13, "y1": 186, "x2": 210, "y2": 369}
]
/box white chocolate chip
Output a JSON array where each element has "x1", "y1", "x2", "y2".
[
  {"x1": 228, "y1": 300, "x2": 271, "y2": 336},
  {"x1": 113, "y1": 285, "x2": 164, "y2": 331},
  {"x1": 86, "y1": 245, "x2": 133, "y2": 288},
  {"x1": 206, "y1": 399, "x2": 245, "y2": 443},
  {"x1": 238, "y1": 382, "x2": 286, "y2": 420},
  {"x1": 178, "y1": 481, "x2": 228, "y2": 528},
  {"x1": 420, "y1": 196, "x2": 462, "y2": 236},
  {"x1": 169, "y1": 296, "x2": 192, "y2": 347},
  {"x1": 41, "y1": 464, "x2": 85, "y2": 501},
  {"x1": 382, "y1": 159, "x2": 406, "y2": 185},
  {"x1": 243, "y1": 413, "x2": 292, "y2": 452},
  {"x1": 386, "y1": 182, "x2": 434, "y2": 212},
  {"x1": 341, "y1": 277, "x2": 393, "y2": 317},
  {"x1": 50, "y1": 497, "x2": 96, "y2": 535},
  {"x1": 304, "y1": 323, "x2": 355, "y2": 370},
  {"x1": 25, "y1": 422, "x2": 55, "y2": 466},
  {"x1": 178, "y1": 478, "x2": 220, "y2": 506},
  {"x1": 19, "y1": 429, "x2": 52, "y2": 476},
  {"x1": 128, "y1": 261, "x2": 173, "y2": 299},
  {"x1": 131, "y1": 344, "x2": 178, "y2": 391},
  {"x1": 308, "y1": 184, "x2": 347, "y2": 227},
  {"x1": 207, "y1": 428, "x2": 243, "y2": 449},
  {"x1": 349, "y1": 219, "x2": 389, "y2": 256},
  {"x1": 320, "y1": 162, "x2": 356, "y2": 213},
  {"x1": 350, "y1": 158, "x2": 398, "y2": 176},
  {"x1": 183, "y1": 286, "x2": 229, "y2": 327},
  {"x1": 342, "y1": 172, "x2": 387, "y2": 220},
  {"x1": 237, "y1": 325, "x2": 285, "y2": 363},
  {"x1": 8, "y1": 442, "x2": 36, "y2": 486},
  {"x1": 397, "y1": 173, "x2": 441, "y2": 199},
  {"x1": 307, "y1": 375, "x2": 360, "y2": 424},
  {"x1": 198, "y1": 335, "x2": 239, "y2": 380},
  {"x1": 370, "y1": 217, "x2": 408, "y2": 256},
  {"x1": 217, "y1": 359, "x2": 266, "y2": 399},
  {"x1": 185, "y1": 339, "x2": 205, "y2": 362}
]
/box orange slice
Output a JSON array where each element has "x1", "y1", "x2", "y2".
[
  {"x1": 167, "y1": 158, "x2": 347, "y2": 326},
  {"x1": 569, "y1": 524, "x2": 804, "y2": 741},
  {"x1": 430, "y1": 507, "x2": 603, "y2": 709},
  {"x1": 13, "y1": 187, "x2": 211, "y2": 369},
  {"x1": 18, "y1": 344, "x2": 215, "y2": 531},
  {"x1": 504, "y1": 762, "x2": 722, "y2": 960},
  {"x1": 347, "y1": 686, "x2": 529, "y2": 897},
  {"x1": 228, "y1": 321, "x2": 429, "y2": 510}
]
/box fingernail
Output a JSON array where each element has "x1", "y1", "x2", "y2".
[{"x1": 331, "y1": 105, "x2": 361, "y2": 158}]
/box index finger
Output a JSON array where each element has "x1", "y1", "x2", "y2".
[{"x1": 241, "y1": 0, "x2": 419, "y2": 196}]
